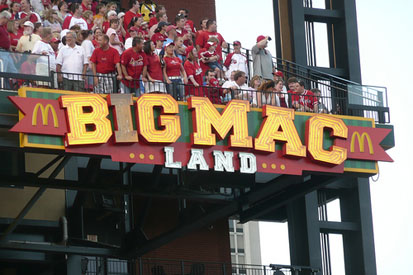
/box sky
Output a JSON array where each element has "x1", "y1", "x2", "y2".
[{"x1": 215, "y1": 0, "x2": 413, "y2": 274}]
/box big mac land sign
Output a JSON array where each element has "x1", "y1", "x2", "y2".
[{"x1": 9, "y1": 88, "x2": 393, "y2": 175}]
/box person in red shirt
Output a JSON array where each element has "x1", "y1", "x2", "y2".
[
  {"x1": 178, "y1": 9, "x2": 196, "y2": 34},
  {"x1": 184, "y1": 46, "x2": 203, "y2": 97},
  {"x1": 203, "y1": 69, "x2": 222, "y2": 104},
  {"x1": 148, "y1": 5, "x2": 165, "y2": 28},
  {"x1": 19, "y1": 0, "x2": 41, "y2": 25},
  {"x1": 163, "y1": 42, "x2": 187, "y2": 101},
  {"x1": 120, "y1": 37, "x2": 147, "y2": 96},
  {"x1": 291, "y1": 80, "x2": 317, "y2": 112},
  {"x1": 138, "y1": 21, "x2": 149, "y2": 41},
  {"x1": 195, "y1": 17, "x2": 208, "y2": 40},
  {"x1": 7, "y1": 19, "x2": 22, "y2": 51},
  {"x1": 102, "y1": 10, "x2": 117, "y2": 33},
  {"x1": 142, "y1": 39, "x2": 165, "y2": 93},
  {"x1": 9, "y1": 2, "x2": 20, "y2": 20},
  {"x1": 90, "y1": 34, "x2": 122, "y2": 93},
  {"x1": 175, "y1": 15, "x2": 192, "y2": 47},
  {"x1": 150, "y1": 21, "x2": 167, "y2": 44},
  {"x1": 195, "y1": 19, "x2": 227, "y2": 62},
  {"x1": 81, "y1": 0, "x2": 92, "y2": 13},
  {"x1": 92, "y1": 27, "x2": 102, "y2": 47},
  {"x1": 124, "y1": 0, "x2": 140, "y2": 31}
]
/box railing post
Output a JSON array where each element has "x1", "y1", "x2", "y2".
[
  {"x1": 263, "y1": 265, "x2": 266, "y2": 275},
  {"x1": 246, "y1": 49, "x2": 251, "y2": 79},
  {"x1": 138, "y1": 258, "x2": 143, "y2": 275},
  {"x1": 222, "y1": 263, "x2": 226, "y2": 275},
  {"x1": 181, "y1": 260, "x2": 185, "y2": 275}
]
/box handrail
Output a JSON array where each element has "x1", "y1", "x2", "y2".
[{"x1": 0, "y1": 49, "x2": 390, "y2": 123}]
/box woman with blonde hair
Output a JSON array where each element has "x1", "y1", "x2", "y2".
[
  {"x1": 7, "y1": 20, "x2": 22, "y2": 51},
  {"x1": 43, "y1": 8, "x2": 61, "y2": 33},
  {"x1": 249, "y1": 75, "x2": 262, "y2": 107},
  {"x1": 256, "y1": 79, "x2": 276, "y2": 107}
]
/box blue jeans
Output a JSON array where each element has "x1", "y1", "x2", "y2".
[{"x1": 167, "y1": 78, "x2": 184, "y2": 101}]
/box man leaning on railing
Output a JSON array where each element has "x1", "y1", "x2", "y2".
[
  {"x1": 55, "y1": 31, "x2": 88, "y2": 92},
  {"x1": 90, "y1": 34, "x2": 122, "y2": 93}
]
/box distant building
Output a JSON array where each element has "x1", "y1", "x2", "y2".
[{"x1": 229, "y1": 219, "x2": 262, "y2": 267}]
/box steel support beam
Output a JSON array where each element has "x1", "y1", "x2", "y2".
[
  {"x1": 239, "y1": 175, "x2": 335, "y2": 223},
  {"x1": 124, "y1": 175, "x2": 302, "y2": 258},
  {"x1": 0, "y1": 241, "x2": 120, "y2": 257},
  {"x1": 0, "y1": 156, "x2": 71, "y2": 242}
]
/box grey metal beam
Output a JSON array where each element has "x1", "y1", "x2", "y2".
[
  {"x1": 239, "y1": 175, "x2": 335, "y2": 223},
  {"x1": 125, "y1": 175, "x2": 301, "y2": 258},
  {"x1": 319, "y1": 221, "x2": 360, "y2": 234},
  {"x1": 303, "y1": 7, "x2": 343, "y2": 23},
  {"x1": 0, "y1": 173, "x2": 234, "y2": 202},
  {"x1": 0, "y1": 241, "x2": 120, "y2": 257},
  {"x1": 0, "y1": 156, "x2": 71, "y2": 242}
]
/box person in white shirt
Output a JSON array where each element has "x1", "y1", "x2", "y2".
[
  {"x1": 56, "y1": 31, "x2": 88, "y2": 91},
  {"x1": 64, "y1": 3, "x2": 88, "y2": 30},
  {"x1": 80, "y1": 29, "x2": 95, "y2": 89},
  {"x1": 125, "y1": 26, "x2": 139, "y2": 50},
  {"x1": 106, "y1": 18, "x2": 124, "y2": 55},
  {"x1": 224, "y1": 40, "x2": 248, "y2": 79},
  {"x1": 31, "y1": 27, "x2": 56, "y2": 86},
  {"x1": 221, "y1": 70, "x2": 248, "y2": 103}
]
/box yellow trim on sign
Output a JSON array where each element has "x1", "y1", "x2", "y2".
[
  {"x1": 344, "y1": 163, "x2": 378, "y2": 174},
  {"x1": 18, "y1": 86, "x2": 90, "y2": 96},
  {"x1": 21, "y1": 133, "x2": 65, "y2": 150}
]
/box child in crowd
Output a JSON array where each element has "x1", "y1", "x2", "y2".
[{"x1": 199, "y1": 37, "x2": 224, "y2": 82}]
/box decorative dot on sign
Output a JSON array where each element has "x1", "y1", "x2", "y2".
[
  {"x1": 149, "y1": 154, "x2": 154, "y2": 160},
  {"x1": 139, "y1": 153, "x2": 145, "y2": 159},
  {"x1": 271, "y1": 164, "x2": 276, "y2": 169},
  {"x1": 280, "y1": 164, "x2": 285, "y2": 170},
  {"x1": 129, "y1": 153, "x2": 135, "y2": 159},
  {"x1": 262, "y1": 163, "x2": 267, "y2": 169}
]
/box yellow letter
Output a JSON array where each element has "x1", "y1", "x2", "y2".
[
  {"x1": 254, "y1": 106, "x2": 306, "y2": 157},
  {"x1": 136, "y1": 94, "x2": 181, "y2": 143},
  {"x1": 188, "y1": 97, "x2": 252, "y2": 148},
  {"x1": 32, "y1": 103, "x2": 59, "y2": 127},
  {"x1": 60, "y1": 94, "x2": 112, "y2": 145},
  {"x1": 350, "y1": 132, "x2": 374, "y2": 154},
  {"x1": 107, "y1": 94, "x2": 138, "y2": 143},
  {"x1": 306, "y1": 115, "x2": 348, "y2": 165}
]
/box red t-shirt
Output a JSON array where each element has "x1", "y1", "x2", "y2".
[
  {"x1": 176, "y1": 28, "x2": 192, "y2": 47},
  {"x1": 195, "y1": 31, "x2": 225, "y2": 61},
  {"x1": 204, "y1": 78, "x2": 222, "y2": 104},
  {"x1": 151, "y1": 32, "x2": 167, "y2": 44},
  {"x1": 138, "y1": 28, "x2": 149, "y2": 41},
  {"x1": 291, "y1": 90, "x2": 317, "y2": 110},
  {"x1": 90, "y1": 46, "x2": 120, "y2": 74},
  {"x1": 0, "y1": 25, "x2": 10, "y2": 50},
  {"x1": 198, "y1": 48, "x2": 211, "y2": 76},
  {"x1": 124, "y1": 10, "x2": 140, "y2": 30},
  {"x1": 9, "y1": 31, "x2": 22, "y2": 48},
  {"x1": 102, "y1": 21, "x2": 110, "y2": 33},
  {"x1": 120, "y1": 48, "x2": 147, "y2": 87},
  {"x1": 148, "y1": 17, "x2": 157, "y2": 28},
  {"x1": 145, "y1": 52, "x2": 163, "y2": 81},
  {"x1": 184, "y1": 59, "x2": 203, "y2": 96},
  {"x1": 92, "y1": 39, "x2": 99, "y2": 48},
  {"x1": 81, "y1": 3, "x2": 91, "y2": 12},
  {"x1": 20, "y1": 12, "x2": 40, "y2": 24},
  {"x1": 164, "y1": 56, "x2": 182, "y2": 77}
]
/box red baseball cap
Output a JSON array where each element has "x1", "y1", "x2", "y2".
[
  {"x1": 256, "y1": 35, "x2": 266, "y2": 43},
  {"x1": 50, "y1": 37, "x2": 60, "y2": 43},
  {"x1": 129, "y1": 26, "x2": 139, "y2": 33},
  {"x1": 185, "y1": 46, "x2": 194, "y2": 56},
  {"x1": 165, "y1": 42, "x2": 175, "y2": 48},
  {"x1": 233, "y1": 40, "x2": 241, "y2": 46},
  {"x1": 273, "y1": 71, "x2": 284, "y2": 78}
]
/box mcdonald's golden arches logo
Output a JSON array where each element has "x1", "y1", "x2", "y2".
[
  {"x1": 350, "y1": 131, "x2": 374, "y2": 154},
  {"x1": 32, "y1": 103, "x2": 59, "y2": 128}
]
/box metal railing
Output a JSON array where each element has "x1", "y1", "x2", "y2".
[
  {"x1": 0, "y1": 49, "x2": 389, "y2": 123},
  {"x1": 81, "y1": 257, "x2": 319, "y2": 275}
]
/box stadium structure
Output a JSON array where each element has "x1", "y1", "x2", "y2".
[{"x1": 0, "y1": 0, "x2": 394, "y2": 274}]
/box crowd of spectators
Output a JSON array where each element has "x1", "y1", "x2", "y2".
[{"x1": 0, "y1": 0, "x2": 329, "y2": 113}]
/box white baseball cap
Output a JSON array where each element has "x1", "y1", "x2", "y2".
[{"x1": 23, "y1": 21, "x2": 34, "y2": 29}]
